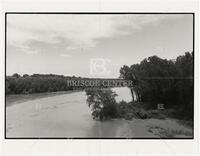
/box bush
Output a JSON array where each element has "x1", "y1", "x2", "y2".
[
  {"x1": 147, "y1": 110, "x2": 166, "y2": 119},
  {"x1": 85, "y1": 88, "x2": 119, "y2": 120},
  {"x1": 118, "y1": 101, "x2": 151, "y2": 120}
]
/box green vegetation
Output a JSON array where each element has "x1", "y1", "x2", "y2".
[
  {"x1": 85, "y1": 52, "x2": 193, "y2": 122},
  {"x1": 6, "y1": 52, "x2": 194, "y2": 122},
  {"x1": 6, "y1": 75, "x2": 126, "y2": 95},
  {"x1": 85, "y1": 88, "x2": 166, "y2": 121},
  {"x1": 85, "y1": 88, "x2": 119, "y2": 120},
  {"x1": 6, "y1": 74, "x2": 76, "y2": 94},
  {"x1": 120, "y1": 52, "x2": 194, "y2": 120}
]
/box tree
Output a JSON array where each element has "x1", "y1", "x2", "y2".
[
  {"x1": 85, "y1": 88, "x2": 118, "y2": 120},
  {"x1": 12, "y1": 73, "x2": 20, "y2": 78},
  {"x1": 120, "y1": 65, "x2": 137, "y2": 101},
  {"x1": 23, "y1": 74, "x2": 29, "y2": 78},
  {"x1": 119, "y1": 52, "x2": 194, "y2": 119}
]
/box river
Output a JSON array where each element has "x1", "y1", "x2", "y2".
[{"x1": 6, "y1": 87, "x2": 157, "y2": 138}]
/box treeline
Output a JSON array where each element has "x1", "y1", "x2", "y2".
[
  {"x1": 6, "y1": 74, "x2": 125, "y2": 94},
  {"x1": 120, "y1": 52, "x2": 194, "y2": 119},
  {"x1": 6, "y1": 74, "x2": 82, "y2": 94}
]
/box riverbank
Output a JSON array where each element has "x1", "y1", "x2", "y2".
[
  {"x1": 6, "y1": 89, "x2": 193, "y2": 138},
  {"x1": 6, "y1": 87, "x2": 132, "y2": 107}
]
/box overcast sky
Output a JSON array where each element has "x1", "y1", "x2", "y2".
[{"x1": 7, "y1": 14, "x2": 193, "y2": 78}]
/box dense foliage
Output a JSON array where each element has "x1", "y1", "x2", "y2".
[
  {"x1": 6, "y1": 52, "x2": 194, "y2": 120},
  {"x1": 120, "y1": 52, "x2": 194, "y2": 119},
  {"x1": 85, "y1": 88, "x2": 119, "y2": 120},
  {"x1": 85, "y1": 89, "x2": 169, "y2": 121},
  {"x1": 6, "y1": 75, "x2": 127, "y2": 95},
  {"x1": 6, "y1": 74, "x2": 80, "y2": 94}
]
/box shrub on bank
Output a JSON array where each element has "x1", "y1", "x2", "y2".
[
  {"x1": 118, "y1": 101, "x2": 168, "y2": 120},
  {"x1": 85, "y1": 88, "x2": 119, "y2": 120},
  {"x1": 85, "y1": 89, "x2": 185, "y2": 121}
]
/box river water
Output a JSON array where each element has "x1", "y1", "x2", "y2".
[{"x1": 6, "y1": 87, "x2": 143, "y2": 138}]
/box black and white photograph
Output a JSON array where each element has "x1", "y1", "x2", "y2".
[{"x1": 5, "y1": 13, "x2": 194, "y2": 139}]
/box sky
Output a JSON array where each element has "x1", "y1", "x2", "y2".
[{"x1": 6, "y1": 14, "x2": 193, "y2": 78}]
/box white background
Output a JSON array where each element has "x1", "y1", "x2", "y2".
[{"x1": 0, "y1": 0, "x2": 199, "y2": 156}]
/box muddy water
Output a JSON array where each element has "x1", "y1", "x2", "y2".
[{"x1": 6, "y1": 87, "x2": 146, "y2": 138}]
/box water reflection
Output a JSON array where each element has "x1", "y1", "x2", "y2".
[
  {"x1": 87, "y1": 120, "x2": 128, "y2": 137},
  {"x1": 112, "y1": 87, "x2": 132, "y2": 102}
]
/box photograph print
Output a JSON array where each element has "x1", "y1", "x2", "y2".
[{"x1": 5, "y1": 13, "x2": 194, "y2": 138}]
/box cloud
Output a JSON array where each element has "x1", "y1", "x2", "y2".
[
  {"x1": 9, "y1": 44, "x2": 38, "y2": 54},
  {"x1": 60, "y1": 53, "x2": 72, "y2": 58},
  {"x1": 7, "y1": 14, "x2": 185, "y2": 54}
]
